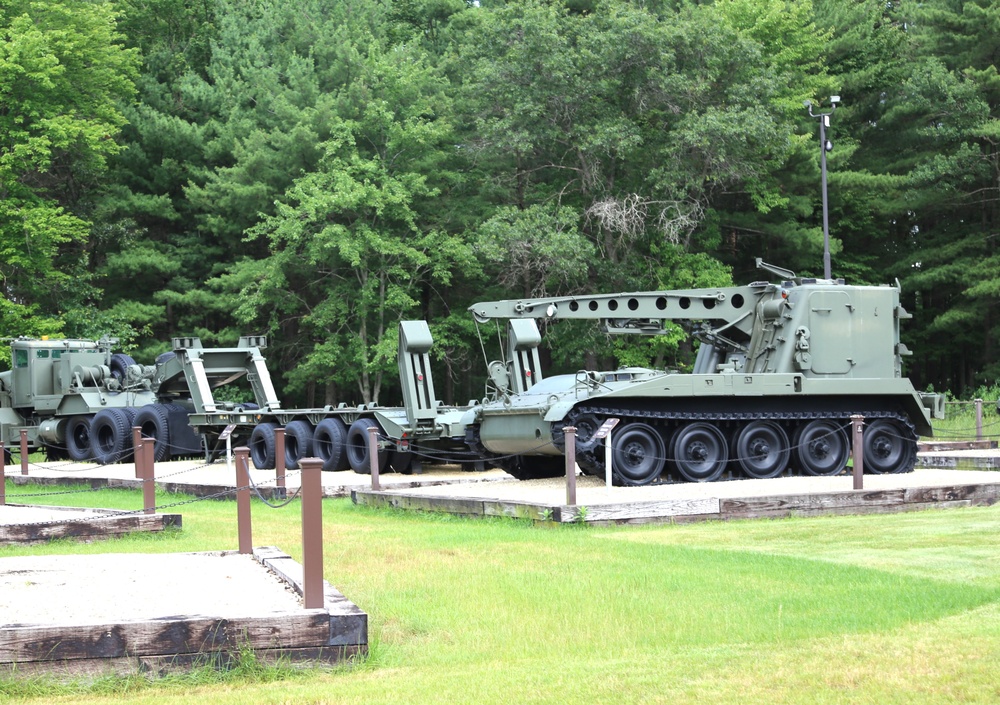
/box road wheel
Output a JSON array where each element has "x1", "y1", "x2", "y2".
[
  {"x1": 793, "y1": 420, "x2": 849, "y2": 476},
  {"x1": 863, "y1": 419, "x2": 917, "y2": 474},
  {"x1": 671, "y1": 422, "x2": 728, "y2": 483},
  {"x1": 611, "y1": 422, "x2": 667, "y2": 486},
  {"x1": 732, "y1": 421, "x2": 790, "y2": 479}
]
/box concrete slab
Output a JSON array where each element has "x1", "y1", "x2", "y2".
[
  {"x1": 0, "y1": 547, "x2": 366, "y2": 676},
  {"x1": 353, "y1": 468, "x2": 1000, "y2": 525}
]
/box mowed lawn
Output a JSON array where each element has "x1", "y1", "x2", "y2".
[{"x1": 3, "y1": 482, "x2": 1000, "y2": 704}]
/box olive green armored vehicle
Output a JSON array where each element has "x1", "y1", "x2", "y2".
[{"x1": 464, "y1": 260, "x2": 944, "y2": 485}]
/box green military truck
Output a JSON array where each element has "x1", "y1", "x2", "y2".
[{"x1": 0, "y1": 335, "x2": 280, "y2": 464}]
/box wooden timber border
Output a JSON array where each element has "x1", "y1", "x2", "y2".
[
  {"x1": 0, "y1": 547, "x2": 367, "y2": 677},
  {"x1": 0, "y1": 504, "x2": 181, "y2": 545},
  {"x1": 352, "y1": 480, "x2": 1000, "y2": 525},
  {"x1": 4, "y1": 467, "x2": 511, "y2": 499}
]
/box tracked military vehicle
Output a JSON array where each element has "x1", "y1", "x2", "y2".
[{"x1": 464, "y1": 260, "x2": 944, "y2": 485}]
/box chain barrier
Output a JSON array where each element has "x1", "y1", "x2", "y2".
[
  {"x1": 3, "y1": 460, "x2": 310, "y2": 533},
  {"x1": 246, "y1": 467, "x2": 303, "y2": 508}
]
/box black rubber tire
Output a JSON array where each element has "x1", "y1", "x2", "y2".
[
  {"x1": 90, "y1": 408, "x2": 134, "y2": 465},
  {"x1": 732, "y1": 421, "x2": 790, "y2": 479},
  {"x1": 134, "y1": 404, "x2": 172, "y2": 462},
  {"x1": 346, "y1": 418, "x2": 389, "y2": 474},
  {"x1": 670, "y1": 422, "x2": 728, "y2": 483},
  {"x1": 109, "y1": 353, "x2": 137, "y2": 382},
  {"x1": 388, "y1": 449, "x2": 413, "y2": 474},
  {"x1": 66, "y1": 416, "x2": 93, "y2": 461},
  {"x1": 863, "y1": 419, "x2": 917, "y2": 474},
  {"x1": 249, "y1": 422, "x2": 277, "y2": 470},
  {"x1": 313, "y1": 418, "x2": 350, "y2": 472},
  {"x1": 500, "y1": 455, "x2": 564, "y2": 480},
  {"x1": 793, "y1": 420, "x2": 849, "y2": 476},
  {"x1": 611, "y1": 422, "x2": 667, "y2": 486},
  {"x1": 43, "y1": 444, "x2": 67, "y2": 461},
  {"x1": 155, "y1": 351, "x2": 176, "y2": 366},
  {"x1": 283, "y1": 419, "x2": 315, "y2": 470}
]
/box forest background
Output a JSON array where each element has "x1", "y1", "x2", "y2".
[{"x1": 2, "y1": 0, "x2": 998, "y2": 408}]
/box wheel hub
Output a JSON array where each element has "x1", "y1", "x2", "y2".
[
  {"x1": 749, "y1": 438, "x2": 770, "y2": 459},
  {"x1": 625, "y1": 443, "x2": 646, "y2": 465},
  {"x1": 873, "y1": 436, "x2": 893, "y2": 458},
  {"x1": 810, "y1": 438, "x2": 830, "y2": 458},
  {"x1": 688, "y1": 441, "x2": 708, "y2": 462}
]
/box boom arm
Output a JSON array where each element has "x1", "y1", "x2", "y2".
[{"x1": 468, "y1": 284, "x2": 771, "y2": 340}]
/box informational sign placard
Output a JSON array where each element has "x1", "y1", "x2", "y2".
[{"x1": 593, "y1": 417, "x2": 620, "y2": 440}]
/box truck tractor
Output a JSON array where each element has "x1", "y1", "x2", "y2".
[
  {"x1": 0, "y1": 335, "x2": 280, "y2": 465},
  {"x1": 463, "y1": 260, "x2": 945, "y2": 485}
]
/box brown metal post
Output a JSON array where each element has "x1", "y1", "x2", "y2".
[
  {"x1": 564, "y1": 426, "x2": 577, "y2": 506},
  {"x1": 368, "y1": 425, "x2": 381, "y2": 491},
  {"x1": 851, "y1": 415, "x2": 864, "y2": 490},
  {"x1": 975, "y1": 399, "x2": 983, "y2": 441},
  {"x1": 142, "y1": 436, "x2": 156, "y2": 515},
  {"x1": 19, "y1": 429, "x2": 28, "y2": 475},
  {"x1": 234, "y1": 446, "x2": 253, "y2": 554},
  {"x1": 300, "y1": 457, "x2": 324, "y2": 609},
  {"x1": 274, "y1": 427, "x2": 286, "y2": 490},
  {"x1": 0, "y1": 441, "x2": 5, "y2": 505},
  {"x1": 133, "y1": 426, "x2": 143, "y2": 479}
]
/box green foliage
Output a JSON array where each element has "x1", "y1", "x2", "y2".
[
  {"x1": 475, "y1": 204, "x2": 595, "y2": 298},
  {"x1": 0, "y1": 0, "x2": 138, "y2": 337},
  {"x1": 4, "y1": 0, "x2": 1000, "y2": 398},
  {"x1": 240, "y1": 41, "x2": 471, "y2": 403}
]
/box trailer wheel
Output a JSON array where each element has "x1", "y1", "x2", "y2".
[
  {"x1": 388, "y1": 449, "x2": 413, "y2": 474},
  {"x1": 249, "y1": 422, "x2": 277, "y2": 470},
  {"x1": 283, "y1": 420, "x2": 315, "y2": 470},
  {"x1": 313, "y1": 418, "x2": 349, "y2": 472},
  {"x1": 134, "y1": 404, "x2": 172, "y2": 462},
  {"x1": 109, "y1": 353, "x2": 137, "y2": 382},
  {"x1": 91, "y1": 408, "x2": 134, "y2": 465},
  {"x1": 346, "y1": 418, "x2": 389, "y2": 474},
  {"x1": 66, "y1": 416, "x2": 93, "y2": 461}
]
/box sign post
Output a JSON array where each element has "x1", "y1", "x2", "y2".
[
  {"x1": 592, "y1": 418, "x2": 621, "y2": 489},
  {"x1": 220, "y1": 423, "x2": 238, "y2": 473}
]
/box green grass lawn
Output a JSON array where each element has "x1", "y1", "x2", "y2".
[{"x1": 2, "y1": 481, "x2": 1000, "y2": 704}]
